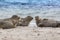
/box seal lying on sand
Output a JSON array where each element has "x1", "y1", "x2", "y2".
[
  {"x1": 0, "y1": 21, "x2": 15, "y2": 29},
  {"x1": 0, "y1": 15, "x2": 20, "y2": 29},
  {"x1": 3, "y1": 15, "x2": 20, "y2": 26},
  {"x1": 17, "y1": 16, "x2": 33, "y2": 26},
  {"x1": 35, "y1": 16, "x2": 60, "y2": 27},
  {"x1": 35, "y1": 16, "x2": 43, "y2": 27}
]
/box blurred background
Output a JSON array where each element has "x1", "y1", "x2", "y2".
[
  {"x1": 0, "y1": 0, "x2": 60, "y2": 21},
  {"x1": 0, "y1": 0, "x2": 60, "y2": 25}
]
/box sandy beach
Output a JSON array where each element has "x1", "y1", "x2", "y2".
[{"x1": 0, "y1": 26, "x2": 60, "y2": 40}]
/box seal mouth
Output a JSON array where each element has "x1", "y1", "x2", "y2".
[{"x1": 30, "y1": 17, "x2": 33, "y2": 20}]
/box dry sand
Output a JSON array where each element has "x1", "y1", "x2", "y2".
[{"x1": 0, "y1": 26, "x2": 60, "y2": 40}]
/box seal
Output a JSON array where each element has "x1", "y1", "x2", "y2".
[
  {"x1": 17, "y1": 16, "x2": 33, "y2": 26},
  {"x1": 0, "y1": 15, "x2": 20, "y2": 29},
  {"x1": 35, "y1": 16, "x2": 60, "y2": 27}
]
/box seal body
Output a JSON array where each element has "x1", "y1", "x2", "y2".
[
  {"x1": 17, "y1": 16, "x2": 33, "y2": 26},
  {"x1": 0, "y1": 15, "x2": 20, "y2": 29},
  {"x1": 35, "y1": 16, "x2": 60, "y2": 27}
]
